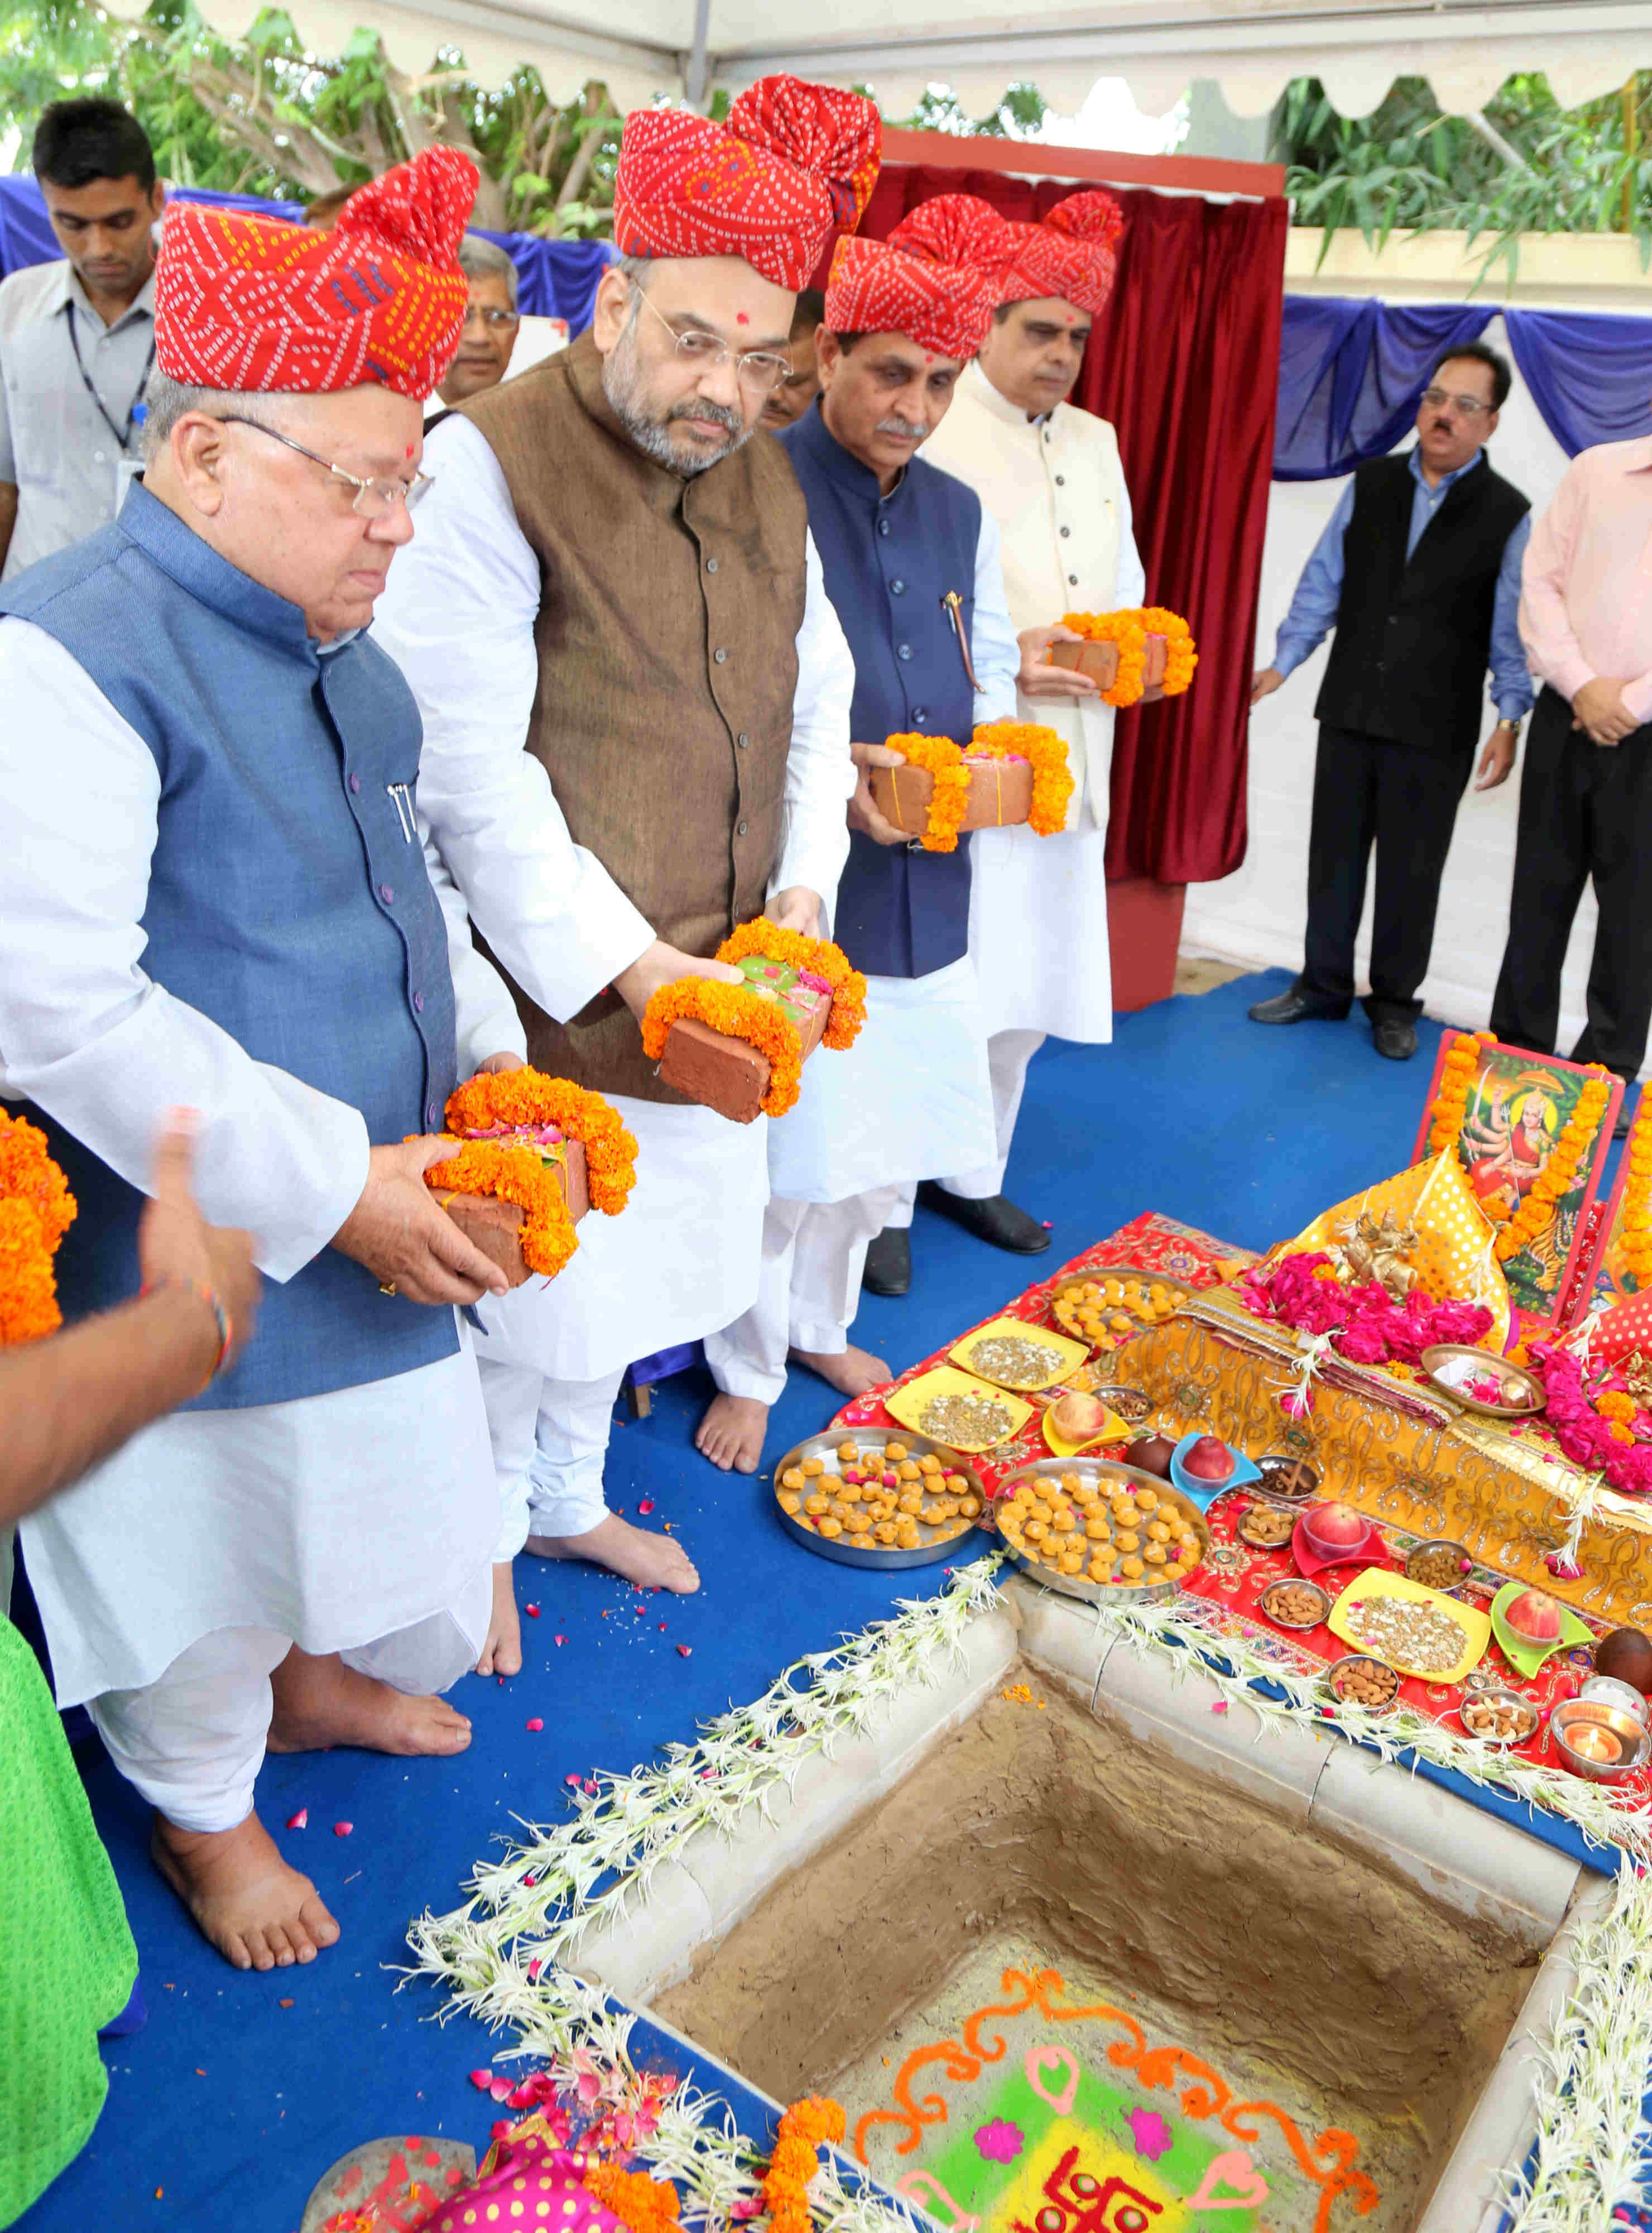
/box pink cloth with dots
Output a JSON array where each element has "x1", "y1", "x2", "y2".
[{"x1": 420, "y1": 2138, "x2": 621, "y2": 2233}]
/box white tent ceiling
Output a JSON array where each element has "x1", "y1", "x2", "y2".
[{"x1": 154, "y1": 0, "x2": 1652, "y2": 118}]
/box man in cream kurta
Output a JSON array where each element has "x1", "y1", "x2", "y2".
[{"x1": 907, "y1": 192, "x2": 1143, "y2": 1267}]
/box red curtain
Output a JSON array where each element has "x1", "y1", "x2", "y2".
[{"x1": 856, "y1": 166, "x2": 1287, "y2": 885}]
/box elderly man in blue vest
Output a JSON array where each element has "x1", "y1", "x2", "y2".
[
  {"x1": 0, "y1": 154, "x2": 522, "y2": 1973},
  {"x1": 698, "y1": 198, "x2": 1021, "y2": 1471}
]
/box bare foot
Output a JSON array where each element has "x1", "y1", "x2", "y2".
[
  {"x1": 527, "y1": 1512, "x2": 699, "y2": 1594},
  {"x1": 790, "y1": 1343, "x2": 891, "y2": 1398},
  {"x1": 474, "y1": 1561, "x2": 523, "y2": 1677},
  {"x1": 695, "y1": 1392, "x2": 769, "y2": 1474},
  {"x1": 151, "y1": 1809, "x2": 340, "y2": 1972},
  {"x1": 266, "y1": 1647, "x2": 472, "y2": 1757}
]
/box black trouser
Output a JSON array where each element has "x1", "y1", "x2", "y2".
[
  {"x1": 1296, "y1": 723, "x2": 1473, "y2": 1026},
  {"x1": 1489, "y1": 685, "x2": 1652, "y2": 1083}
]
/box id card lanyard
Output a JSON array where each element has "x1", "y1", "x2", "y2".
[{"x1": 65, "y1": 302, "x2": 155, "y2": 479}]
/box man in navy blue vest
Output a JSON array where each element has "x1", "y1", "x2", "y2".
[
  {"x1": 1250, "y1": 343, "x2": 1533, "y2": 1060},
  {"x1": 699, "y1": 198, "x2": 1021, "y2": 1472},
  {"x1": 0, "y1": 154, "x2": 524, "y2": 1973}
]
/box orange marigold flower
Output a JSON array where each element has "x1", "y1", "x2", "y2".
[
  {"x1": 443, "y1": 1070, "x2": 638, "y2": 1218},
  {"x1": 1598, "y1": 1391, "x2": 1638, "y2": 1422},
  {"x1": 1060, "y1": 608, "x2": 1197, "y2": 703},
  {"x1": 641, "y1": 981, "x2": 806, "y2": 1116},
  {"x1": 969, "y1": 720, "x2": 1074, "y2": 836},
  {"x1": 881, "y1": 731, "x2": 974, "y2": 851},
  {"x1": 423, "y1": 1140, "x2": 579, "y2": 1280},
  {"x1": 715, "y1": 922, "x2": 868, "y2": 1052},
  {"x1": 0, "y1": 1113, "x2": 76, "y2": 1346},
  {"x1": 583, "y1": 2161, "x2": 681, "y2": 2233}
]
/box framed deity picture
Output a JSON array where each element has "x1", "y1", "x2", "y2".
[{"x1": 1411, "y1": 1037, "x2": 1622, "y2": 1322}]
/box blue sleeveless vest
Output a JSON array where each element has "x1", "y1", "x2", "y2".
[
  {"x1": 0, "y1": 485, "x2": 461, "y2": 1409},
  {"x1": 779, "y1": 403, "x2": 982, "y2": 980}
]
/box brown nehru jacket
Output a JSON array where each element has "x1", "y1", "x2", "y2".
[{"x1": 459, "y1": 334, "x2": 808, "y2": 1101}]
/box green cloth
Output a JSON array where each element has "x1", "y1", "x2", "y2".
[{"x1": 0, "y1": 1617, "x2": 137, "y2": 2227}]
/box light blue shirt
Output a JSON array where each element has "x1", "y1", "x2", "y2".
[{"x1": 1273, "y1": 447, "x2": 1534, "y2": 723}]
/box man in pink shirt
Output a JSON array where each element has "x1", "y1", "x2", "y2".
[{"x1": 1491, "y1": 431, "x2": 1652, "y2": 1135}]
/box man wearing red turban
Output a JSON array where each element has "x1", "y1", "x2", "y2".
[
  {"x1": 376, "y1": 79, "x2": 875, "y2": 1630},
  {"x1": 699, "y1": 196, "x2": 1022, "y2": 1465},
  {"x1": 911, "y1": 189, "x2": 1146, "y2": 1276},
  {"x1": 0, "y1": 148, "x2": 530, "y2": 1972}
]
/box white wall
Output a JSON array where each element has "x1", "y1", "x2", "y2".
[{"x1": 1179, "y1": 306, "x2": 1640, "y2": 1074}]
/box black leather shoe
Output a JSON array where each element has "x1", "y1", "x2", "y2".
[
  {"x1": 1615, "y1": 1090, "x2": 1637, "y2": 1141},
  {"x1": 1373, "y1": 1019, "x2": 1419, "y2": 1061},
  {"x1": 917, "y1": 1182, "x2": 1051, "y2": 1255},
  {"x1": 861, "y1": 1225, "x2": 911, "y2": 1297},
  {"x1": 1247, "y1": 990, "x2": 1347, "y2": 1026}
]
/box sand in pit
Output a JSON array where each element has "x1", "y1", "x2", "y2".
[{"x1": 654, "y1": 1669, "x2": 1538, "y2": 2231}]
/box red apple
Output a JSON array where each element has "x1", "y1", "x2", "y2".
[
  {"x1": 1305, "y1": 1502, "x2": 1366, "y2": 1547},
  {"x1": 1124, "y1": 1434, "x2": 1175, "y2": 1480},
  {"x1": 1506, "y1": 1588, "x2": 1562, "y2": 1642},
  {"x1": 1182, "y1": 1435, "x2": 1237, "y2": 1483},
  {"x1": 1049, "y1": 1392, "x2": 1108, "y2": 1444}
]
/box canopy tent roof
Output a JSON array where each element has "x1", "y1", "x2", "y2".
[{"x1": 122, "y1": 0, "x2": 1652, "y2": 116}]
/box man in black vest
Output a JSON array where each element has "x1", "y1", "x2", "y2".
[{"x1": 1248, "y1": 343, "x2": 1534, "y2": 1059}]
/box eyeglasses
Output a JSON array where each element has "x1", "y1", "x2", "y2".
[
  {"x1": 631, "y1": 286, "x2": 792, "y2": 394},
  {"x1": 214, "y1": 414, "x2": 433, "y2": 517},
  {"x1": 1420, "y1": 387, "x2": 1492, "y2": 418},
  {"x1": 463, "y1": 305, "x2": 520, "y2": 331}
]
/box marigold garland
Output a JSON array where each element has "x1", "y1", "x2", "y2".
[
  {"x1": 1059, "y1": 608, "x2": 1198, "y2": 706},
  {"x1": 881, "y1": 730, "x2": 973, "y2": 851},
  {"x1": 761, "y1": 2098, "x2": 847, "y2": 2233},
  {"x1": 582, "y1": 2159, "x2": 682, "y2": 2233},
  {"x1": 1425, "y1": 1029, "x2": 1495, "y2": 1157},
  {"x1": 971, "y1": 719, "x2": 1073, "y2": 836},
  {"x1": 1621, "y1": 1090, "x2": 1652, "y2": 1291},
  {"x1": 0, "y1": 1111, "x2": 76, "y2": 1345},
  {"x1": 1492, "y1": 1070, "x2": 1613, "y2": 1264},
  {"x1": 641, "y1": 981, "x2": 808, "y2": 1118},
  {"x1": 426, "y1": 1070, "x2": 639, "y2": 1278},
  {"x1": 442, "y1": 1071, "x2": 639, "y2": 1218},
  {"x1": 714, "y1": 922, "x2": 868, "y2": 1052}
]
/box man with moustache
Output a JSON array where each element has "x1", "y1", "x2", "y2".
[
  {"x1": 0, "y1": 98, "x2": 164, "y2": 579},
  {"x1": 1250, "y1": 343, "x2": 1533, "y2": 1060},
  {"x1": 375, "y1": 78, "x2": 870, "y2": 1646},
  {"x1": 699, "y1": 196, "x2": 1018, "y2": 1470}
]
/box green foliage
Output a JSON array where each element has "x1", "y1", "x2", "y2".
[
  {"x1": 1277, "y1": 70, "x2": 1652, "y2": 279},
  {"x1": 886, "y1": 80, "x2": 1050, "y2": 139}
]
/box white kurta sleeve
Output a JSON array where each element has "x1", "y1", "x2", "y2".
[
  {"x1": 1115, "y1": 466, "x2": 1147, "y2": 609},
  {"x1": 771, "y1": 529, "x2": 855, "y2": 922},
  {"x1": 972, "y1": 506, "x2": 1021, "y2": 726},
  {"x1": 374, "y1": 415, "x2": 655, "y2": 1020},
  {"x1": 422, "y1": 832, "x2": 528, "y2": 1077},
  {"x1": 0, "y1": 617, "x2": 369, "y2": 1281}
]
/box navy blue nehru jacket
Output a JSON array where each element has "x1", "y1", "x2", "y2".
[{"x1": 778, "y1": 400, "x2": 984, "y2": 981}]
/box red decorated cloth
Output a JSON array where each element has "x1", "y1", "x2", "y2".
[
  {"x1": 997, "y1": 189, "x2": 1124, "y2": 316},
  {"x1": 155, "y1": 147, "x2": 476, "y2": 398},
  {"x1": 613, "y1": 75, "x2": 880, "y2": 290},
  {"x1": 834, "y1": 1212, "x2": 1648, "y2": 1817},
  {"x1": 824, "y1": 193, "x2": 1007, "y2": 358}
]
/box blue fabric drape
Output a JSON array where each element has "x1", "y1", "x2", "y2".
[
  {"x1": 1503, "y1": 307, "x2": 1652, "y2": 458},
  {"x1": 1273, "y1": 296, "x2": 1493, "y2": 480},
  {"x1": 0, "y1": 176, "x2": 613, "y2": 332},
  {"x1": 1276, "y1": 294, "x2": 1652, "y2": 478}
]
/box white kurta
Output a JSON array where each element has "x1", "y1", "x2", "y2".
[
  {"x1": 0, "y1": 618, "x2": 505, "y2": 1704},
  {"x1": 372, "y1": 414, "x2": 857, "y2": 1388},
  {"x1": 920, "y1": 360, "x2": 1146, "y2": 1046}
]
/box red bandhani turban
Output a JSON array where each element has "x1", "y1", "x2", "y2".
[
  {"x1": 155, "y1": 147, "x2": 478, "y2": 398},
  {"x1": 998, "y1": 190, "x2": 1125, "y2": 317},
  {"x1": 824, "y1": 193, "x2": 1007, "y2": 360},
  {"x1": 613, "y1": 75, "x2": 880, "y2": 290}
]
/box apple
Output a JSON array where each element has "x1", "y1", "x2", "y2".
[
  {"x1": 1123, "y1": 1433, "x2": 1175, "y2": 1480},
  {"x1": 1182, "y1": 1435, "x2": 1236, "y2": 1483},
  {"x1": 1304, "y1": 1502, "x2": 1366, "y2": 1547},
  {"x1": 1049, "y1": 1391, "x2": 1109, "y2": 1444},
  {"x1": 1505, "y1": 1588, "x2": 1562, "y2": 1642}
]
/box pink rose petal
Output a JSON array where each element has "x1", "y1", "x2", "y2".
[
  {"x1": 525, "y1": 1604, "x2": 541, "y2": 1618},
  {"x1": 286, "y1": 1808, "x2": 308, "y2": 1831},
  {"x1": 638, "y1": 1499, "x2": 656, "y2": 1515},
  {"x1": 527, "y1": 1959, "x2": 542, "y2": 1983},
  {"x1": 525, "y1": 1717, "x2": 544, "y2": 1731},
  {"x1": 491, "y1": 2119, "x2": 516, "y2": 2141},
  {"x1": 333, "y1": 1821, "x2": 353, "y2": 1837},
  {"x1": 564, "y1": 1773, "x2": 582, "y2": 1788},
  {"x1": 677, "y1": 1643, "x2": 692, "y2": 1657},
  {"x1": 489, "y1": 2077, "x2": 514, "y2": 2103},
  {"x1": 469, "y1": 2069, "x2": 494, "y2": 2091},
  {"x1": 1209, "y1": 1700, "x2": 1228, "y2": 1714}
]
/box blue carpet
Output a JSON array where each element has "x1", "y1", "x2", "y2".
[{"x1": 16, "y1": 970, "x2": 1626, "y2": 2232}]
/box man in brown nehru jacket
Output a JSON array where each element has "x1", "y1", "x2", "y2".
[{"x1": 376, "y1": 76, "x2": 871, "y2": 1657}]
